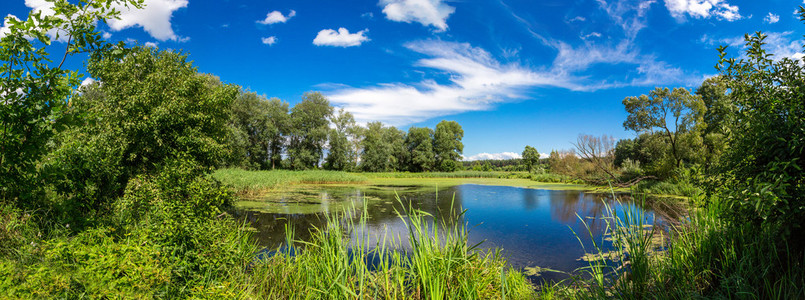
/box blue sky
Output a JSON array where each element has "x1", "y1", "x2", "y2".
[{"x1": 2, "y1": 0, "x2": 804, "y2": 160}]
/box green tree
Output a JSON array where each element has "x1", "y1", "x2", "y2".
[
  {"x1": 287, "y1": 92, "x2": 333, "y2": 170},
  {"x1": 325, "y1": 108, "x2": 356, "y2": 171},
  {"x1": 434, "y1": 120, "x2": 464, "y2": 172},
  {"x1": 0, "y1": 0, "x2": 142, "y2": 204},
  {"x1": 265, "y1": 98, "x2": 290, "y2": 169},
  {"x1": 386, "y1": 126, "x2": 408, "y2": 171},
  {"x1": 521, "y1": 145, "x2": 540, "y2": 172},
  {"x1": 715, "y1": 28, "x2": 805, "y2": 236},
  {"x1": 50, "y1": 47, "x2": 237, "y2": 215},
  {"x1": 406, "y1": 127, "x2": 436, "y2": 172},
  {"x1": 360, "y1": 122, "x2": 392, "y2": 172},
  {"x1": 226, "y1": 90, "x2": 274, "y2": 169},
  {"x1": 622, "y1": 87, "x2": 705, "y2": 168},
  {"x1": 695, "y1": 76, "x2": 734, "y2": 170}
]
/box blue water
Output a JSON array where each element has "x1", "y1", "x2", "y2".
[{"x1": 234, "y1": 184, "x2": 676, "y2": 283}]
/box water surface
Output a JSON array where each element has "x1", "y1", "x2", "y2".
[{"x1": 233, "y1": 183, "x2": 679, "y2": 283}]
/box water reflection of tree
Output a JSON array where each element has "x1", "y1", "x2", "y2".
[{"x1": 233, "y1": 186, "x2": 466, "y2": 249}]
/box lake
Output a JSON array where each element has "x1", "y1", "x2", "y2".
[{"x1": 232, "y1": 183, "x2": 681, "y2": 283}]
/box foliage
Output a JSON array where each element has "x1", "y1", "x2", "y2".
[
  {"x1": 245, "y1": 201, "x2": 534, "y2": 299},
  {"x1": 361, "y1": 121, "x2": 395, "y2": 172},
  {"x1": 622, "y1": 87, "x2": 705, "y2": 168},
  {"x1": 324, "y1": 108, "x2": 357, "y2": 171},
  {"x1": 360, "y1": 122, "x2": 407, "y2": 172},
  {"x1": 406, "y1": 127, "x2": 436, "y2": 172},
  {"x1": 225, "y1": 90, "x2": 289, "y2": 170},
  {"x1": 46, "y1": 47, "x2": 236, "y2": 217},
  {"x1": 521, "y1": 145, "x2": 540, "y2": 172},
  {"x1": 0, "y1": 0, "x2": 142, "y2": 206},
  {"x1": 715, "y1": 26, "x2": 805, "y2": 237},
  {"x1": 696, "y1": 76, "x2": 734, "y2": 171},
  {"x1": 434, "y1": 120, "x2": 464, "y2": 172},
  {"x1": 287, "y1": 92, "x2": 333, "y2": 170},
  {"x1": 573, "y1": 134, "x2": 619, "y2": 184}
]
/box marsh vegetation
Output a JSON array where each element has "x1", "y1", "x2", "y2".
[{"x1": 1, "y1": 1, "x2": 804, "y2": 299}]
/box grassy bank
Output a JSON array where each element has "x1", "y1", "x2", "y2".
[
  {"x1": 537, "y1": 195, "x2": 805, "y2": 299},
  {"x1": 212, "y1": 168, "x2": 369, "y2": 194},
  {"x1": 0, "y1": 196, "x2": 535, "y2": 299},
  {"x1": 213, "y1": 169, "x2": 600, "y2": 195},
  {"x1": 242, "y1": 202, "x2": 534, "y2": 299}
]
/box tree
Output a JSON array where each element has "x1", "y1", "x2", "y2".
[
  {"x1": 0, "y1": 0, "x2": 142, "y2": 204},
  {"x1": 226, "y1": 90, "x2": 272, "y2": 169},
  {"x1": 360, "y1": 121, "x2": 392, "y2": 172},
  {"x1": 385, "y1": 126, "x2": 408, "y2": 171},
  {"x1": 50, "y1": 47, "x2": 237, "y2": 214},
  {"x1": 573, "y1": 134, "x2": 618, "y2": 184},
  {"x1": 265, "y1": 98, "x2": 290, "y2": 169},
  {"x1": 521, "y1": 145, "x2": 540, "y2": 172},
  {"x1": 287, "y1": 92, "x2": 333, "y2": 170},
  {"x1": 715, "y1": 27, "x2": 805, "y2": 235},
  {"x1": 325, "y1": 108, "x2": 356, "y2": 171},
  {"x1": 622, "y1": 87, "x2": 705, "y2": 168},
  {"x1": 434, "y1": 120, "x2": 464, "y2": 172},
  {"x1": 695, "y1": 76, "x2": 734, "y2": 170},
  {"x1": 406, "y1": 127, "x2": 436, "y2": 172}
]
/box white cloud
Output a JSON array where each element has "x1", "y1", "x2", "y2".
[
  {"x1": 328, "y1": 40, "x2": 583, "y2": 125},
  {"x1": 313, "y1": 28, "x2": 369, "y2": 47},
  {"x1": 102, "y1": 31, "x2": 112, "y2": 39},
  {"x1": 80, "y1": 77, "x2": 96, "y2": 87},
  {"x1": 261, "y1": 36, "x2": 277, "y2": 45},
  {"x1": 464, "y1": 152, "x2": 522, "y2": 161},
  {"x1": 762, "y1": 31, "x2": 805, "y2": 62},
  {"x1": 664, "y1": 0, "x2": 742, "y2": 21},
  {"x1": 764, "y1": 12, "x2": 780, "y2": 24},
  {"x1": 380, "y1": 0, "x2": 455, "y2": 31},
  {"x1": 568, "y1": 16, "x2": 586, "y2": 22},
  {"x1": 257, "y1": 10, "x2": 296, "y2": 25},
  {"x1": 106, "y1": 0, "x2": 188, "y2": 41},
  {"x1": 702, "y1": 31, "x2": 804, "y2": 62},
  {"x1": 595, "y1": 0, "x2": 655, "y2": 40},
  {"x1": 0, "y1": 14, "x2": 18, "y2": 39},
  {"x1": 144, "y1": 41, "x2": 158, "y2": 48},
  {"x1": 582, "y1": 32, "x2": 602, "y2": 40}
]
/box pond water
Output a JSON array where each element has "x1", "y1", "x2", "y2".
[{"x1": 232, "y1": 183, "x2": 682, "y2": 283}]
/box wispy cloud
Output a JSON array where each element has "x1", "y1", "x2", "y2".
[
  {"x1": 663, "y1": 0, "x2": 742, "y2": 22},
  {"x1": 328, "y1": 40, "x2": 586, "y2": 125},
  {"x1": 380, "y1": 0, "x2": 455, "y2": 31},
  {"x1": 258, "y1": 10, "x2": 296, "y2": 25},
  {"x1": 701, "y1": 31, "x2": 804, "y2": 62},
  {"x1": 313, "y1": 28, "x2": 369, "y2": 47}
]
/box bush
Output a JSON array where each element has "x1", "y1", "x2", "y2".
[{"x1": 716, "y1": 30, "x2": 805, "y2": 238}]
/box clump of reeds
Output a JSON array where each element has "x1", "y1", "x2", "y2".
[{"x1": 242, "y1": 196, "x2": 534, "y2": 299}]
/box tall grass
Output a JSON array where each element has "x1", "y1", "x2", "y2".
[
  {"x1": 243, "y1": 197, "x2": 534, "y2": 299},
  {"x1": 363, "y1": 171, "x2": 519, "y2": 179},
  {"x1": 212, "y1": 168, "x2": 368, "y2": 194},
  {"x1": 542, "y1": 192, "x2": 805, "y2": 299}
]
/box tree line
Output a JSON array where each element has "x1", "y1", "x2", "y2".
[{"x1": 224, "y1": 91, "x2": 465, "y2": 172}]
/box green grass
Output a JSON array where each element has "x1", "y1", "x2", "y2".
[
  {"x1": 538, "y1": 193, "x2": 805, "y2": 299},
  {"x1": 0, "y1": 193, "x2": 535, "y2": 299},
  {"x1": 363, "y1": 171, "x2": 520, "y2": 179},
  {"x1": 212, "y1": 168, "x2": 369, "y2": 194},
  {"x1": 241, "y1": 198, "x2": 535, "y2": 299}
]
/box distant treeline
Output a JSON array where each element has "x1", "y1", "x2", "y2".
[{"x1": 224, "y1": 91, "x2": 464, "y2": 172}]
